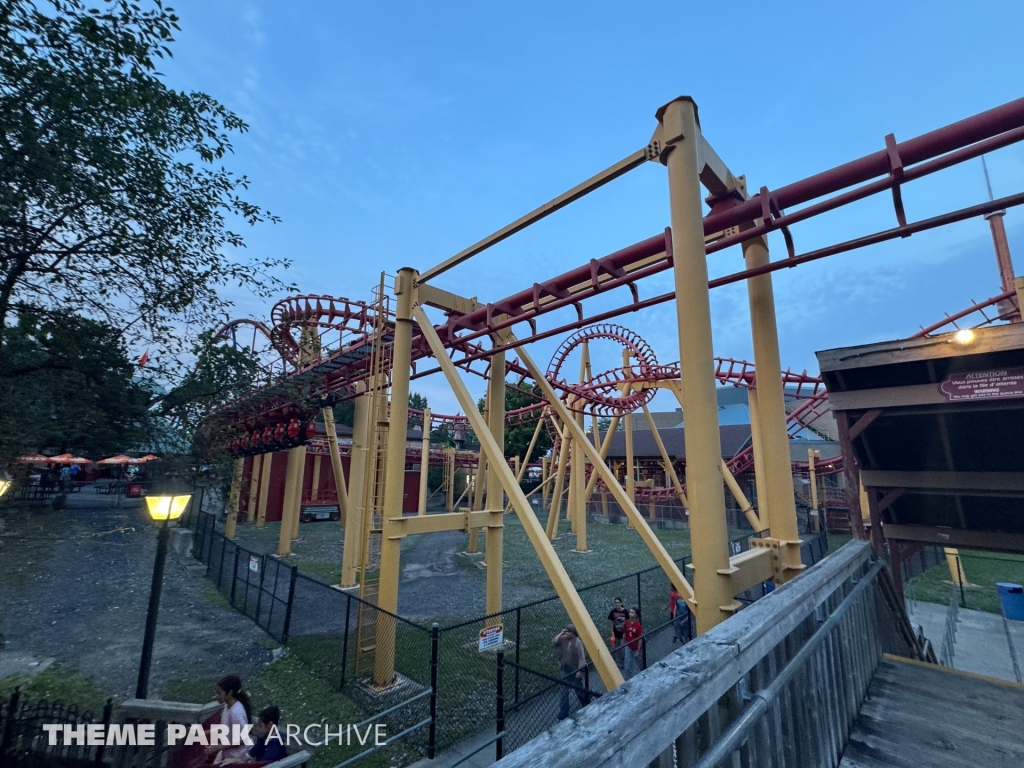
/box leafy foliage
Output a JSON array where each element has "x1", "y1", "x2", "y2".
[
  {"x1": 504, "y1": 384, "x2": 551, "y2": 462},
  {"x1": 0, "y1": 308, "x2": 149, "y2": 461},
  {"x1": 0, "y1": 0, "x2": 288, "y2": 373}
]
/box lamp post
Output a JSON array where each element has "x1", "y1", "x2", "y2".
[{"x1": 135, "y1": 493, "x2": 191, "y2": 699}]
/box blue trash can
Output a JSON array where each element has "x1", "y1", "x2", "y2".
[{"x1": 996, "y1": 583, "x2": 1024, "y2": 621}]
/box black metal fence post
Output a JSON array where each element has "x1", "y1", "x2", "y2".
[
  {"x1": 340, "y1": 592, "x2": 352, "y2": 691},
  {"x1": 514, "y1": 607, "x2": 521, "y2": 704},
  {"x1": 93, "y1": 698, "x2": 113, "y2": 766},
  {"x1": 428, "y1": 622, "x2": 439, "y2": 759},
  {"x1": 957, "y1": 555, "x2": 967, "y2": 608},
  {"x1": 217, "y1": 535, "x2": 228, "y2": 590},
  {"x1": 280, "y1": 566, "x2": 298, "y2": 643},
  {"x1": 496, "y1": 649, "x2": 505, "y2": 762},
  {"x1": 636, "y1": 572, "x2": 643, "y2": 618},
  {"x1": 230, "y1": 546, "x2": 241, "y2": 606},
  {"x1": 0, "y1": 687, "x2": 20, "y2": 760}
]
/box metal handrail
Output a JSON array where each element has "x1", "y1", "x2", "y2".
[{"x1": 692, "y1": 561, "x2": 884, "y2": 768}]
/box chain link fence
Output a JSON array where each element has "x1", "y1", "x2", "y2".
[{"x1": 187, "y1": 509, "x2": 831, "y2": 762}]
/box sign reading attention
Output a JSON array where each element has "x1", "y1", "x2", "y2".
[
  {"x1": 478, "y1": 624, "x2": 504, "y2": 652},
  {"x1": 939, "y1": 367, "x2": 1024, "y2": 402}
]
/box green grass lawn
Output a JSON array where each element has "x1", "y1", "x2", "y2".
[
  {"x1": 0, "y1": 664, "x2": 110, "y2": 715},
  {"x1": 908, "y1": 550, "x2": 1024, "y2": 614}
]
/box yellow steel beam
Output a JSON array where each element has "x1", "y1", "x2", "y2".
[
  {"x1": 659, "y1": 97, "x2": 735, "y2": 629},
  {"x1": 340, "y1": 383, "x2": 369, "y2": 587},
  {"x1": 419, "y1": 149, "x2": 650, "y2": 283},
  {"x1": 414, "y1": 306, "x2": 625, "y2": 690},
  {"x1": 247, "y1": 454, "x2": 261, "y2": 523},
  {"x1": 255, "y1": 453, "x2": 272, "y2": 528},
  {"x1": 322, "y1": 406, "x2": 349, "y2": 525},
  {"x1": 386, "y1": 509, "x2": 504, "y2": 537},
  {"x1": 486, "y1": 345, "x2": 506, "y2": 616},
  {"x1": 720, "y1": 547, "x2": 775, "y2": 595},
  {"x1": 418, "y1": 407, "x2": 431, "y2": 516},
  {"x1": 375, "y1": 268, "x2": 417, "y2": 685}
]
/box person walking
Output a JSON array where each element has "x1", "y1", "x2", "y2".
[
  {"x1": 622, "y1": 608, "x2": 644, "y2": 679},
  {"x1": 553, "y1": 624, "x2": 589, "y2": 720},
  {"x1": 606, "y1": 597, "x2": 628, "y2": 668},
  {"x1": 669, "y1": 586, "x2": 688, "y2": 643}
]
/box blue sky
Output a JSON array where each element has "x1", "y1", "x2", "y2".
[{"x1": 162, "y1": 1, "x2": 1024, "y2": 415}]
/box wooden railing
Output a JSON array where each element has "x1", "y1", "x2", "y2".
[{"x1": 495, "y1": 540, "x2": 924, "y2": 768}]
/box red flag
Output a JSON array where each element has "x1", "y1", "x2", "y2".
[{"x1": 138, "y1": 351, "x2": 149, "y2": 367}]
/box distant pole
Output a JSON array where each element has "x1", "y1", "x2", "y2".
[{"x1": 982, "y1": 156, "x2": 1018, "y2": 320}]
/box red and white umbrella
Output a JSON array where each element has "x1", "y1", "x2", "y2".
[
  {"x1": 15, "y1": 453, "x2": 51, "y2": 463},
  {"x1": 97, "y1": 454, "x2": 139, "y2": 465}
]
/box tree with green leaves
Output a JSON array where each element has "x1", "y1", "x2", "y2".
[
  {"x1": 504, "y1": 384, "x2": 551, "y2": 463},
  {"x1": 0, "y1": 309, "x2": 150, "y2": 461},
  {"x1": 0, "y1": 0, "x2": 287, "y2": 380}
]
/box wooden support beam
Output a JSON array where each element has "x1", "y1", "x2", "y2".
[
  {"x1": 883, "y1": 524, "x2": 1024, "y2": 554},
  {"x1": 861, "y1": 469, "x2": 1024, "y2": 494},
  {"x1": 848, "y1": 409, "x2": 883, "y2": 440}
]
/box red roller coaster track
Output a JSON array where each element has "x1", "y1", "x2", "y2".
[{"x1": 204, "y1": 96, "x2": 1024, "y2": 456}]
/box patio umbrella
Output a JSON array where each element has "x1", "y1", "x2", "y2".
[
  {"x1": 14, "y1": 453, "x2": 51, "y2": 463},
  {"x1": 49, "y1": 453, "x2": 76, "y2": 464},
  {"x1": 138, "y1": 454, "x2": 160, "y2": 462},
  {"x1": 67, "y1": 456, "x2": 92, "y2": 464},
  {"x1": 97, "y1": 454, "x2": 134, "y2": 465}
]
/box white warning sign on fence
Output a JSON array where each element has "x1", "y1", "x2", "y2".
[
  {"x1": 249, "y1": 555, "x2": 260, "y2": 573},
  {"x1": 478, "y1": 624, "x2": 504, "y2": 652}
]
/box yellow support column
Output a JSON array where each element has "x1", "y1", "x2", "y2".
[
  {"x1": 247, "y1": 454, "x2": 262, "y2": 522},
  {"x1": 658, "y1": 96, "x2": 734, "y2": 631},
  {"x1": 742, "y1": 228, "x2": 802, "y2": 581},
  {"x1": 225, "y1": 457, "x2": 242, "y2": 540},
  {"x1": 944, "y1": 548, "x2": 967, "y2": 585},
  {"x1": 624, "y1": 409, "x2": 635, "y2": 527},
  {"x1": 277, "y1": 447, "x2": 303, "y2": 556},
  {"x1": 256, "y1": 453, "x2": 272, "y2": 528},
  {"x1": 808, "y1": 449, "x2": 820, "y2": 533},
  {"x1": 572, "y1": 404, "x2": 589, "y2": 552},
  {"x1": 341, "y1": 385, "x2": 370, "y2": 587},
  {"x1": 374, "y1": 268, "x2": 416, "y2": 686},
  {"x1": 540, "y1": 457, "x2": 550, "y2": 510},
  {"x1": 290, "y1": 446, "x2": 306, "y2": 541},
  {"x1": 485, "y1": 347, "x2": 505, "y2": 618},
  {"x1": 546, "y1": 421, "x2": 568, "y2": 539},
  {"x1": 311, "y1": 454, "x2": 322, "y2": 501},
  {"x1": 445, "y1": 447, "x2": 456, "y2": 514},
  {"x1": 418, "y1": 408, "x2": 431, "y2": 515},
  {"x1": 747, "y1": 388, "x2": 770, "y2": 524},
  {"x1": 467, "y1": 448, "x2": 485, "y2": 554},
  {"x1": 322, "y1": 406, "x2": 349, "y2": 525}
]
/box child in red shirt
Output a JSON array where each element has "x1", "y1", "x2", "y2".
[{"x1": 622, "y1": 608, "x2": 644, "y2": 678}]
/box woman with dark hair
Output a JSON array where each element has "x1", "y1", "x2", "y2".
[{"x1": 207, "y1": 675, "x2": 253, "y2": 764}]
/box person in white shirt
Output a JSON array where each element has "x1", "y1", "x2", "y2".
[{"x1": 207, "y1": 675, "x2": 253, "y2": 764}]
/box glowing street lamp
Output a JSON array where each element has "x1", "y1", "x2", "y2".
[
  {"x1": 135, "y1": 493, "x2": 192, "y2": 699},
  {"x1": 144, "y1": 494, "x2": 191, "y2": 522},
  {"x1": 0, "y1": 480, "x2": 11, "y2": 498}
]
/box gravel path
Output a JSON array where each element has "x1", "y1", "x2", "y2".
[{"x1": 0, "y1": 490, "x2": 272, "y2": 700}]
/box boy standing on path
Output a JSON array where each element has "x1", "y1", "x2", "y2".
[{"x1": 607, "y1": 597, "x2": 628, "y2": 668}]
